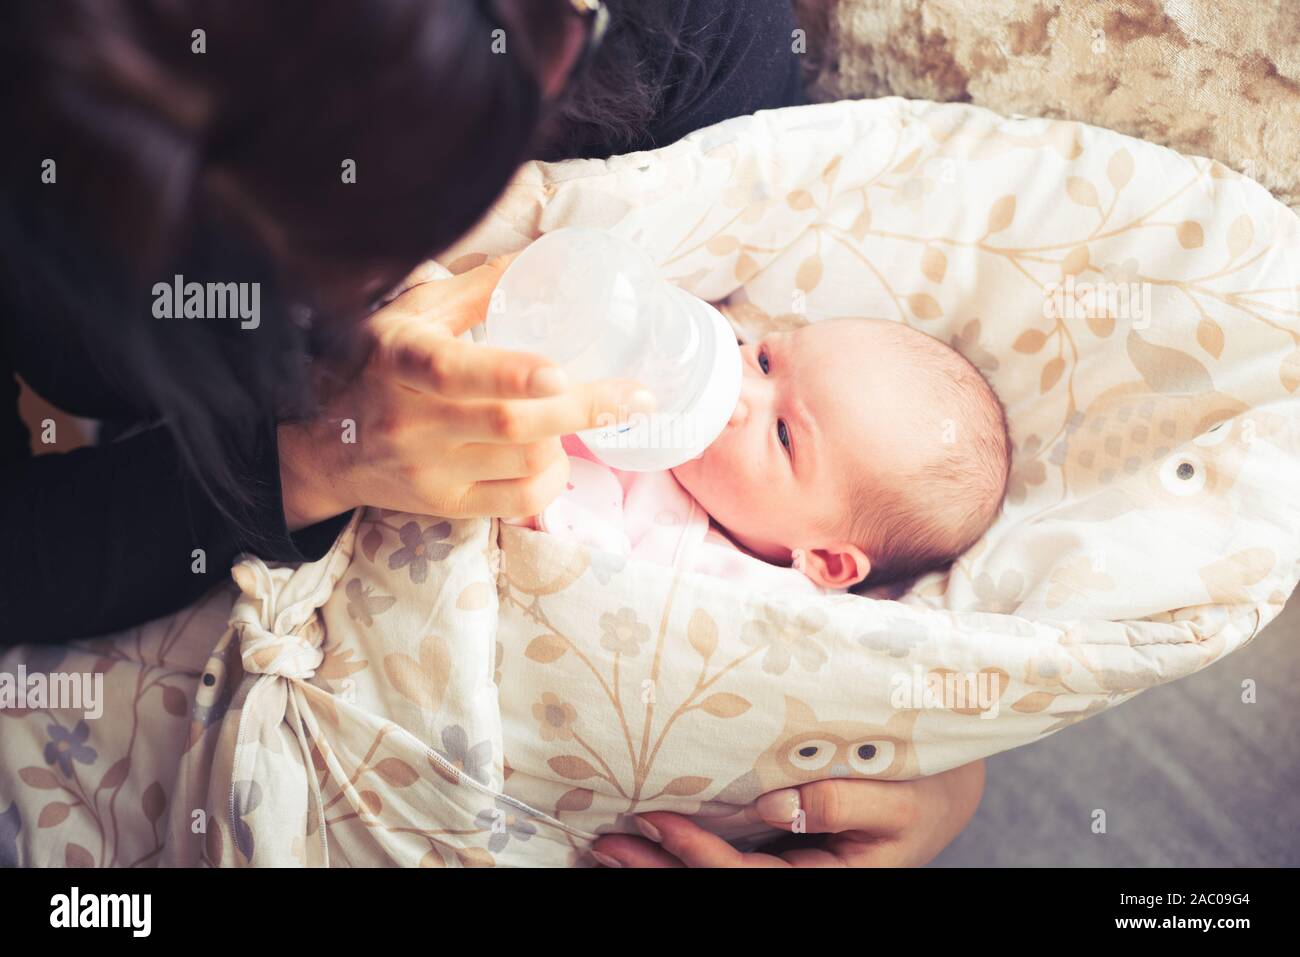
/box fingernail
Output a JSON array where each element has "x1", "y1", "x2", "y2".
[
  {"x1": 529, "y1": 366, "x2": 568, "y2": 397},
  {"x1": 590, "y1": 850, "x2": 624, "y2": 868},
  {"x1": 629, "y1": 389, "x2": 657, "y2": 414},
  {"x1": 634, "y1": 816, "x2": 663, "y2": 843},
  {"x1": 756, "y1": 788, "x2": 801, "y2": 825}
]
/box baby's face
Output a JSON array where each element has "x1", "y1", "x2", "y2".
[{"x1": 671, "y1": 319, "x2": 931, "y2": 566}]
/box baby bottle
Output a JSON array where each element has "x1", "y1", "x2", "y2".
[{"x1": 485, "y1": 227, "x2": 741, "y2": 472}]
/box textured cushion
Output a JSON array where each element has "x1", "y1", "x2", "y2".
[{"x1": 796, "y1": 0, "x2": 1300, "y2": 213}]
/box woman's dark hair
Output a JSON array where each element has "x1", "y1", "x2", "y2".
[
  {"x1": 531, "y1": 1, "x2": 690, "y2": 161},
  {"x1": 0, "y1": 0, "x2": 572, "y2": 548}
]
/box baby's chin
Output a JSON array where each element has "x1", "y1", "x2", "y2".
[
  {"x1": 668, "y1": 447, "x2": 712, "y2": 496},
  {"x1": 669, "y1": 455, "x2": 776, "y2": 558},
  {"x1": 668, "y1": 457, "x2": 699, "y2": 496},
  {"x1": 670, "y1": 455, "x2": 722, "y2": 514}
]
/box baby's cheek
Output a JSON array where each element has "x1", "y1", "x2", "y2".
[
  {"x1": 706, "y1": 449, "x2": 740, "y2": 493},
  {"x1": 689, "y1": 459, "x2": 729, "y2": 512},
  {"x1": 733, "y1": 474, "x2": 766, "y2": 514}
]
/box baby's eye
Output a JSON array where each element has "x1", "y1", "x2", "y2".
[
  {"x1": 758, "y1": 347, "x2": 770, "y2": 374},
  {"x1": 777, "y1": 419, "x2": 791, "y2": 451}
]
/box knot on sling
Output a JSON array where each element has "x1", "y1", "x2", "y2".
[
  {"x1": 237, "y1": 623, "x2": 323, "y2": 682},
  {"x1": 229, "y1": 558, "x2": 328, "y2": 682}
]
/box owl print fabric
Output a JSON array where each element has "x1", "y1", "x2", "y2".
[{"x1": 3, "y1": 98, "x2": 1299, "y2": 866}]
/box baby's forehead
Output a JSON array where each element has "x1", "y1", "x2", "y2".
[
  {"x1": 791, "y1": 319, "x2": 932, "y2": 391},
  {"x1": 788, "y1": 324, "x2": 915, "y2": 428},
  {"x1": 794, "y1": 316, "x2": 909, "y2": 352},
  {"x1": 790, "y1": 319, "x2": 959, "y2": 458}
]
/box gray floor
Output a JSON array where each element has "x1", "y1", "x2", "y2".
[{"x1": 932, "y1": 589, "x2": 1300, "y2": 867}]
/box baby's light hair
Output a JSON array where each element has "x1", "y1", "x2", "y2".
[{"x1": 838, "y1": 321, "x2": 1012, "y2": 592}]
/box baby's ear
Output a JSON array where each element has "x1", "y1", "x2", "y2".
[{"x1": 802, "y1": 544, "x2": 871, "y2": 589}]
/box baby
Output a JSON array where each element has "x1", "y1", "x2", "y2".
[{"x1": 508, "y1": 317, "x2": 1012, "y2": 595}]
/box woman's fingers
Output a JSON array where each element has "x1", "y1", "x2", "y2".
[
  {"x1": 593, "y1": 768, "x2": 988, "y2": 869},
  {"x1": 372, "y1": 256, "x2": 560, "y2": 399},
  {"x1": 422, "y1": 252, "x2": 517, "y2": 335},
  {"x1": 383, "y1": 256, "x2": 505, "y2": 317},
  {"x1": 625, "y1": 813, "x2": 785, "y2": 868},
  {"x1": 590, "y1": 813, "x2": 884, "y2": 869},
  {"x1": 383, "y1": 254, "x2": 516, "y2": 338},
  {"x1": 381, "y1": 330, "x2": 567, "y2": 399},
  {"x1": 777, "y1": 845, "x2": 851, "y2": 867},
  {"x1": 588, "y1": 835, "x2": 686, "y2": 868},
  {"x1": 756, "y1": 779, "x2": 917, "y2": 838},
  {"x1": 443, "y1": 378, "x2": 656, "y2": 444},
  {"x1": 442, "y1": 438, "x2": 566, "y2": 482},
  {"x1": 747, "y1": 762, "x2": 986, "y2": 867},
  {"x1": 822, "y1": 834, "x2": 908, "y2": 867},
  {"x1": 458, "y1": 452, "x2": 571, "y2": 517},
  {"x1": 338, "y1": 250, "x2": 666, "y2": 520}
]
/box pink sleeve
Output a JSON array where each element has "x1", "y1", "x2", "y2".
[
  {"x1": 499, "y1": 437, "x2": 609, "y2": 533},
  {"x1": 563, "y1": 433, "x2": 639, "y2": 497},
  {"x1": 534, "y1": 454, "x2": 632, "y2": 557}
]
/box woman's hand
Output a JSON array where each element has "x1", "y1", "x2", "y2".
[
  {"x1": 590, "y1": 759, "x2": 985, "y2": 867},
  {"x1": 278, "y1": 258, "x2": 653, "y2": 528}
]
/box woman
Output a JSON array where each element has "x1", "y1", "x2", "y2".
[
  {"x1": 0, "y1": 0, "x2": 807, "y2": 643},
  {"x1": 0, "y1": 0, "x2": 981, "y2": 866},
  {"x1": 1, "y1": 0, "x2": 607, "y2": 642}
]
